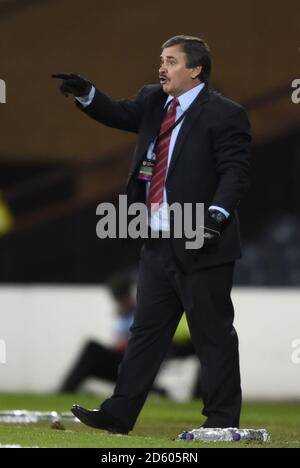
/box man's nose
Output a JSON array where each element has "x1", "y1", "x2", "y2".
[{"x1": 159, "y1": 64, "x2": 166, "y2": 74}]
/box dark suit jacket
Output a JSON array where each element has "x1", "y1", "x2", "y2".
[{"x1": 78, "y1": 84, "x2": 251, "y2": 270}]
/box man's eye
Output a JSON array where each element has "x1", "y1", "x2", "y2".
[{"x1": 160, "y1": 60, "x2": 176, "y2": 66}]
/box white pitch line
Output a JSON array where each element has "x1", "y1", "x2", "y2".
[{"x1": 0, "y1": 443, "x2": 39, "y2": 449}]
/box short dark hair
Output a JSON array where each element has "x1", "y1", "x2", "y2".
[
  {"x1": 108, "y1": 272, "x2": 133, "y2": 301},
  {"x1": 162, "y1": 35, "x2": 211, "y2": 83}
]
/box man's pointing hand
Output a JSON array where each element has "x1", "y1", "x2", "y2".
[{"x1": 52, "y1": 73, "x2": 92, "y2": 97}]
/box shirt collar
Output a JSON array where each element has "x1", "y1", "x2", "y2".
[{"x1": 165, "y1": 82, "x2": 205, "y2": 111}]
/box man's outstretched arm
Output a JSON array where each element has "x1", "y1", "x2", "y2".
[{"x1": 52, "y1": 73, "x2": 146, "y2": 133}]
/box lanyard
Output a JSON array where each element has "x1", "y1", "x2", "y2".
[
  {"x1": 150, "y1": 101, "x2": 188, "y2": 158},
  {"x1": 137, "y1": 100, "x2": 189, "y2": 183}
]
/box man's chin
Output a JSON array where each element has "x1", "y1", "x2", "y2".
[{"x1": 161, "y1": 82, "x2": 171, "y2": 93}]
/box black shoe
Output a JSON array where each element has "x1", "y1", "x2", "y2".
[{"x1": 71, "y1": 405, "x2": 129, "y2": 434}]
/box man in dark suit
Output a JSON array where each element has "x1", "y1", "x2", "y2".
[{"x1": 53, "y1": 35, "x2": 251, "y2": 434}]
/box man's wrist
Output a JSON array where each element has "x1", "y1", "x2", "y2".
[
  {"x1": 209, "y1": 205, "x2": 230, "y2": 219},
  {"x1": 75, "y1": 86, "x2": 95, "y2": 107},
  {"x1": 208, "y1": 209, "x2": 227, "y2": 224}
]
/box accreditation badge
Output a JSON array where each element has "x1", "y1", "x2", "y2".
[{"x1": 137, "y1": 142, "x2": 157, "y2": 182}]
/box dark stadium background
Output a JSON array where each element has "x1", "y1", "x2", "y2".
[{"x1": 0, "y1": 0, "x2": 299, "y2": 286}]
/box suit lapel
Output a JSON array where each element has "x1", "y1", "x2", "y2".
[
  {"x1": 166, "y1": 85, "x2": 211, "y2": 180},
  {"x1": 133, "y1": 90, "x2": 168, "y2": 170}
]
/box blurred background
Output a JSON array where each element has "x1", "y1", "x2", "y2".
[{"x1": 0, "y1": 0, "x2": 299, "y2": 400}]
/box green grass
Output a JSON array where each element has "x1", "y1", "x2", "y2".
[{"x1": 0, "y1": 394, "x2": 299, "y2": 448}]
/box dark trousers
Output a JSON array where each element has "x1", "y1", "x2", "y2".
[{"x1": 101, "y1": 238, "x2": 241, "y2": 429}]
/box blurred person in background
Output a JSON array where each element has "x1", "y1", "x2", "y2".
[
  {"x1": 53, "y1": 34, "x2": 251, "y2": 434},
  {"x1": 60, "y1": 272, "x2": 167, "y2": 396},
  {"x1": 60, "y1": 271, "x2": 201, "y2": 398}
]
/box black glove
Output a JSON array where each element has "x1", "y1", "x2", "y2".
[
  {"x1": 203, "y1": 210, "x2": 227, "y2": 245},
  {"x1": 52, "y1": 73, "x2": 92, "y2": 97}
]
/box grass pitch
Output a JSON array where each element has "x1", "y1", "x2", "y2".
[{"x1": 0, "y1": 394, "x2": 299, "y2": 448}]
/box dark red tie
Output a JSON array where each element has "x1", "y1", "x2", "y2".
[{"x1": 148, "y1": 97, "x2": 179, "y2": 211}]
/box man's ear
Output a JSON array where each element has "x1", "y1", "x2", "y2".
[{"x1": 191, "y1": 65, "x2": 202, "y2": 80}]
